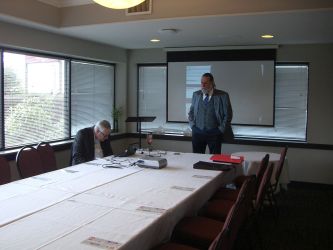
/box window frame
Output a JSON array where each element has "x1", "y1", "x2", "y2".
[
  {"x1": 137, "y1": 62, "x2": 309, "y2": 142},
  {"x1": 70, "y1": 59, "x2": 116, "y2": 136},
  {"x1": 0, "y1": 46, "x2": 116, "y2": 151},
  {"x1": 136, "y1": 63, "x2": 167, "y2": 132}
]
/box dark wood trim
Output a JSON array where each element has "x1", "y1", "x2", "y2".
[
  {"x1": 127, "y1": 133, "x2": 333, "y2": 150},
  {"x1": 3, "y1": 132, "x2": 332, "y2": 162},
  {"x1": 167, "y1": 49, "x2": 276, "y2": 62},
  {"x1": 2, "y1": 133, "x2": 129, "y2": 161}
]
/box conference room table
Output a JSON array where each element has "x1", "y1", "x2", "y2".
[
  {"x1": 0, "y1": 151, "x2": 239, "y2": 250},
  {"x1": 232, "y1": 151, "x2": 289, "y2": 189}
]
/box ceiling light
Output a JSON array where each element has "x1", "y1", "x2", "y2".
[
  {"x1": 261, "y1": 34, "x2": 274, "y2": 39},
  {"x1": 93, "y1": 0, "x2": 145, "y2": 9},
  {"x1": 150, "y1": 39, "x2": 160, "y2": 43}
]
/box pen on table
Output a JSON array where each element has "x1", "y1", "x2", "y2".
[{"x1": 102, "y1": 165, "x2": 123, "y2": 169}]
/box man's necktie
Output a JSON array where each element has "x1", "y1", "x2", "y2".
[{"x1": 204, "y1": 94, "x2": 209, "y2": 105}]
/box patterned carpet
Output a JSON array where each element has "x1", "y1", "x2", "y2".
[{"x1": 234, "y1": 182, "x2": 333, "y2": 250}]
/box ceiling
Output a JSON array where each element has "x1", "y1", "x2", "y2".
[{"x1": 0, "y1": 0, "x2": 333, "y2": 49}]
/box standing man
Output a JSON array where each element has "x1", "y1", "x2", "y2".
[
  {"x1": 188, "y1": 73, "x2": 233, "y2": 154},
  {"x1": 71, "y1": 120, "x2": 113, "y2": 165}
]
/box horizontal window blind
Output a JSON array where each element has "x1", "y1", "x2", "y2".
[
  {"x1": 71, "y1": 61, "x2": 114, "y2": 135},
  {"x1": 3, "y1": 51, "x2": 69, "y2": 148},
  {"x1": 138, "y1": 66, "x2": 166, "y2": 130},
  {"x1": 138, "y1": 64, "x2": 308, "y2": 140}
]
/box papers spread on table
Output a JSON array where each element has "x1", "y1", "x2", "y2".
[{"x1": 210, "y1": 154, "x2": 244, "y2": 164}]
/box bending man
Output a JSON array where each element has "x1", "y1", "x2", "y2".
[{"x1": 71, "y1": 120, "x2": 113, "y2": 165}]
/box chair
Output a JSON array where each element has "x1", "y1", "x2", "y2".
[
  {"x1": 271, "y1": 146, "x2": 288, "y2": 193},
  {"x1": 200, "y1": 175, "x2": 256, "y2": 222},
  {"x1": 168, "y1": 185, "x2": 251, "y2": 250},
  {"x1": 0, "y1": 155, "x2": 11, "y2": 184},
  {"x1": 254, "y1": 163, "x2": 275, "y2": 214},
  {"x1": 212, "y1": 154, "x2": 270, "y2": 202},
  {"x1": 263, "y1": 146, "x2": 288, "y2": 217},
  {"x1": 153, "y1": 197, "x2": 244, "y2": 250},
  {"x1": 16, "y1": 146, "x2": 44, "y2": 178},
  {"x1": 36, "y1": 142, "x2": 57, "y2": 172}
]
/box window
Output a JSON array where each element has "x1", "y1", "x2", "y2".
[
  {"x1": 0, "y1": 49, "x2": 115, "y2": 150},
  {"x1": 3, "y1": 51, "x2": 69, "y2": 148},
  {"x1": 233, "y1": 64, "x2": 308, "y2": 141},
  {"x1": 71, "y1": 61, "x2": 114, "y2": 135},
  {"x1": 138, "y1": 65, "x2": 167, "y2": 130},
  {"x1": 138, "y1": 63, "x2": 308, "y2": 141}
]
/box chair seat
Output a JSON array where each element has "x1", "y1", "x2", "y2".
[
  {"x1": 201, "y1": 199, "x2": 235, "y2": 221},
  {"x1": 153, "y1": 242, "x2": 199, "y2": 250},
  {"x1": 173, "y1": 216, "x2": 224, "y2": 249},
  {"x1": 213, "y1": 187, "x2": 240, "y2": 201}
]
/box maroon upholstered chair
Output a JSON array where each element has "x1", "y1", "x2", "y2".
[
  {"x1": 16, "y1": 146, "x2": 44, "y2": 178},
  {"x1": 153, "y1": 199, "x2": 242, "y2": 250},
  {"x1": 213, "y1": 154, "x2": 269, "y2": 202},
  {"x1": 36, "y1": 142, "x2": 57, "y2": 172},
  {"x1": 272, "y1": 146, "x2": 288, "y2": 193},
  {"x1": 208, "y1": 201, "x2": 242, "y2": 250},
  {"x1": 0, "y1": 156, "x2": 11, "y2": 184},
  {"x1": 169, "y1": 187, "x2": 249, "y2": 250},
  {"x1": 201, "y1": 175, "x2": 256, "y2": 222},
  {"x1": 254, "y1": 163, "x2": 274, "y2": 213}
]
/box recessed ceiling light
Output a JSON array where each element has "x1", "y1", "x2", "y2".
[
  {"x1": 150, "y1": 39, "x2": 160, "y2": 43},
  {"x1": 261, "y1": 34, "x2": 274, "y2": 39}
]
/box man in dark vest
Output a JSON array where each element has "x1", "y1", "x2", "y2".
[
  {"x1": 188, "y1": 73, "x2": 234, "y2": 154},
  {"x1": 71, "y1": 120, "x2": 113, "y2": 165}
]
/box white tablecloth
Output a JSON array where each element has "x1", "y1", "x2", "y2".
[
  {"x1": 0, "y1": 152, "x2": 237, "y2": 250},
  {"x1": 232, "y1": 151, "x2": 289, "y2": 187}
]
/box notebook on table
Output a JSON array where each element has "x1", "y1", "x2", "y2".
[
  {"x1": 193, "y1": 161, "x2": 235, "y2": 171},
  {"x1": 210, "y1": 154, "x2": 244, "y2": 164}
]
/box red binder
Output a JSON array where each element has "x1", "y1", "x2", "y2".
[{"x1": 210, "y1": 154, "x2": 244, "y2": 164}]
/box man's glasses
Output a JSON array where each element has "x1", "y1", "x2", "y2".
[{"x1": 99, "y1": 129, "x2": 109, "y2": 139}]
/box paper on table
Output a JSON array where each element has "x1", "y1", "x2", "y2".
[{"x1": 82, "y1": 236, "x2": 121, "y2": 250}]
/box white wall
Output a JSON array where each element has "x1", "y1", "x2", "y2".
[{"x1": 127, "y1": 44, "x2": 333, "y2": 185}]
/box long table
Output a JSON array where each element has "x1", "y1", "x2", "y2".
[{"x1": 0, "y1": 152, "x2": 238, "y2": 250}]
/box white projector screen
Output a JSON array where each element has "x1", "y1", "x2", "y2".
[{"x1": 167, "y1": 60, "x2": 275, "y2": 125}]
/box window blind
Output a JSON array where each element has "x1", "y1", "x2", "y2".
[
  {"x1": 3, "y1": 51, "x2": 69, "y2": 148},
  {"x1": 71, "y1": 61, "x2": 114, "y2": 135}
]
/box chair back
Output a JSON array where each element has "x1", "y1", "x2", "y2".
[
  {"x1": 0, "y1": 156, "x2": 11, "y2": 184},
  {"x1": 36, "y1": 142, "x2": 57, "y2": 172},
  {"x1": 254, "y1": 163, "x2": 274, "y2": 212},
  {"x1": 255, "y1": 154, "x2": 270, "y2": 190},
  {"x1": 208, "y1": 228, "x2": 230, "y2": 250},
  {"x1": 210, "y1": 177, "x2": 256, "y2": 250},
  {"x1": 16, "y1": 146, "x2": 44, "y2": 178},
  {"x1": 274, "y1": 146, "x2": 288, "y2": 189}
]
